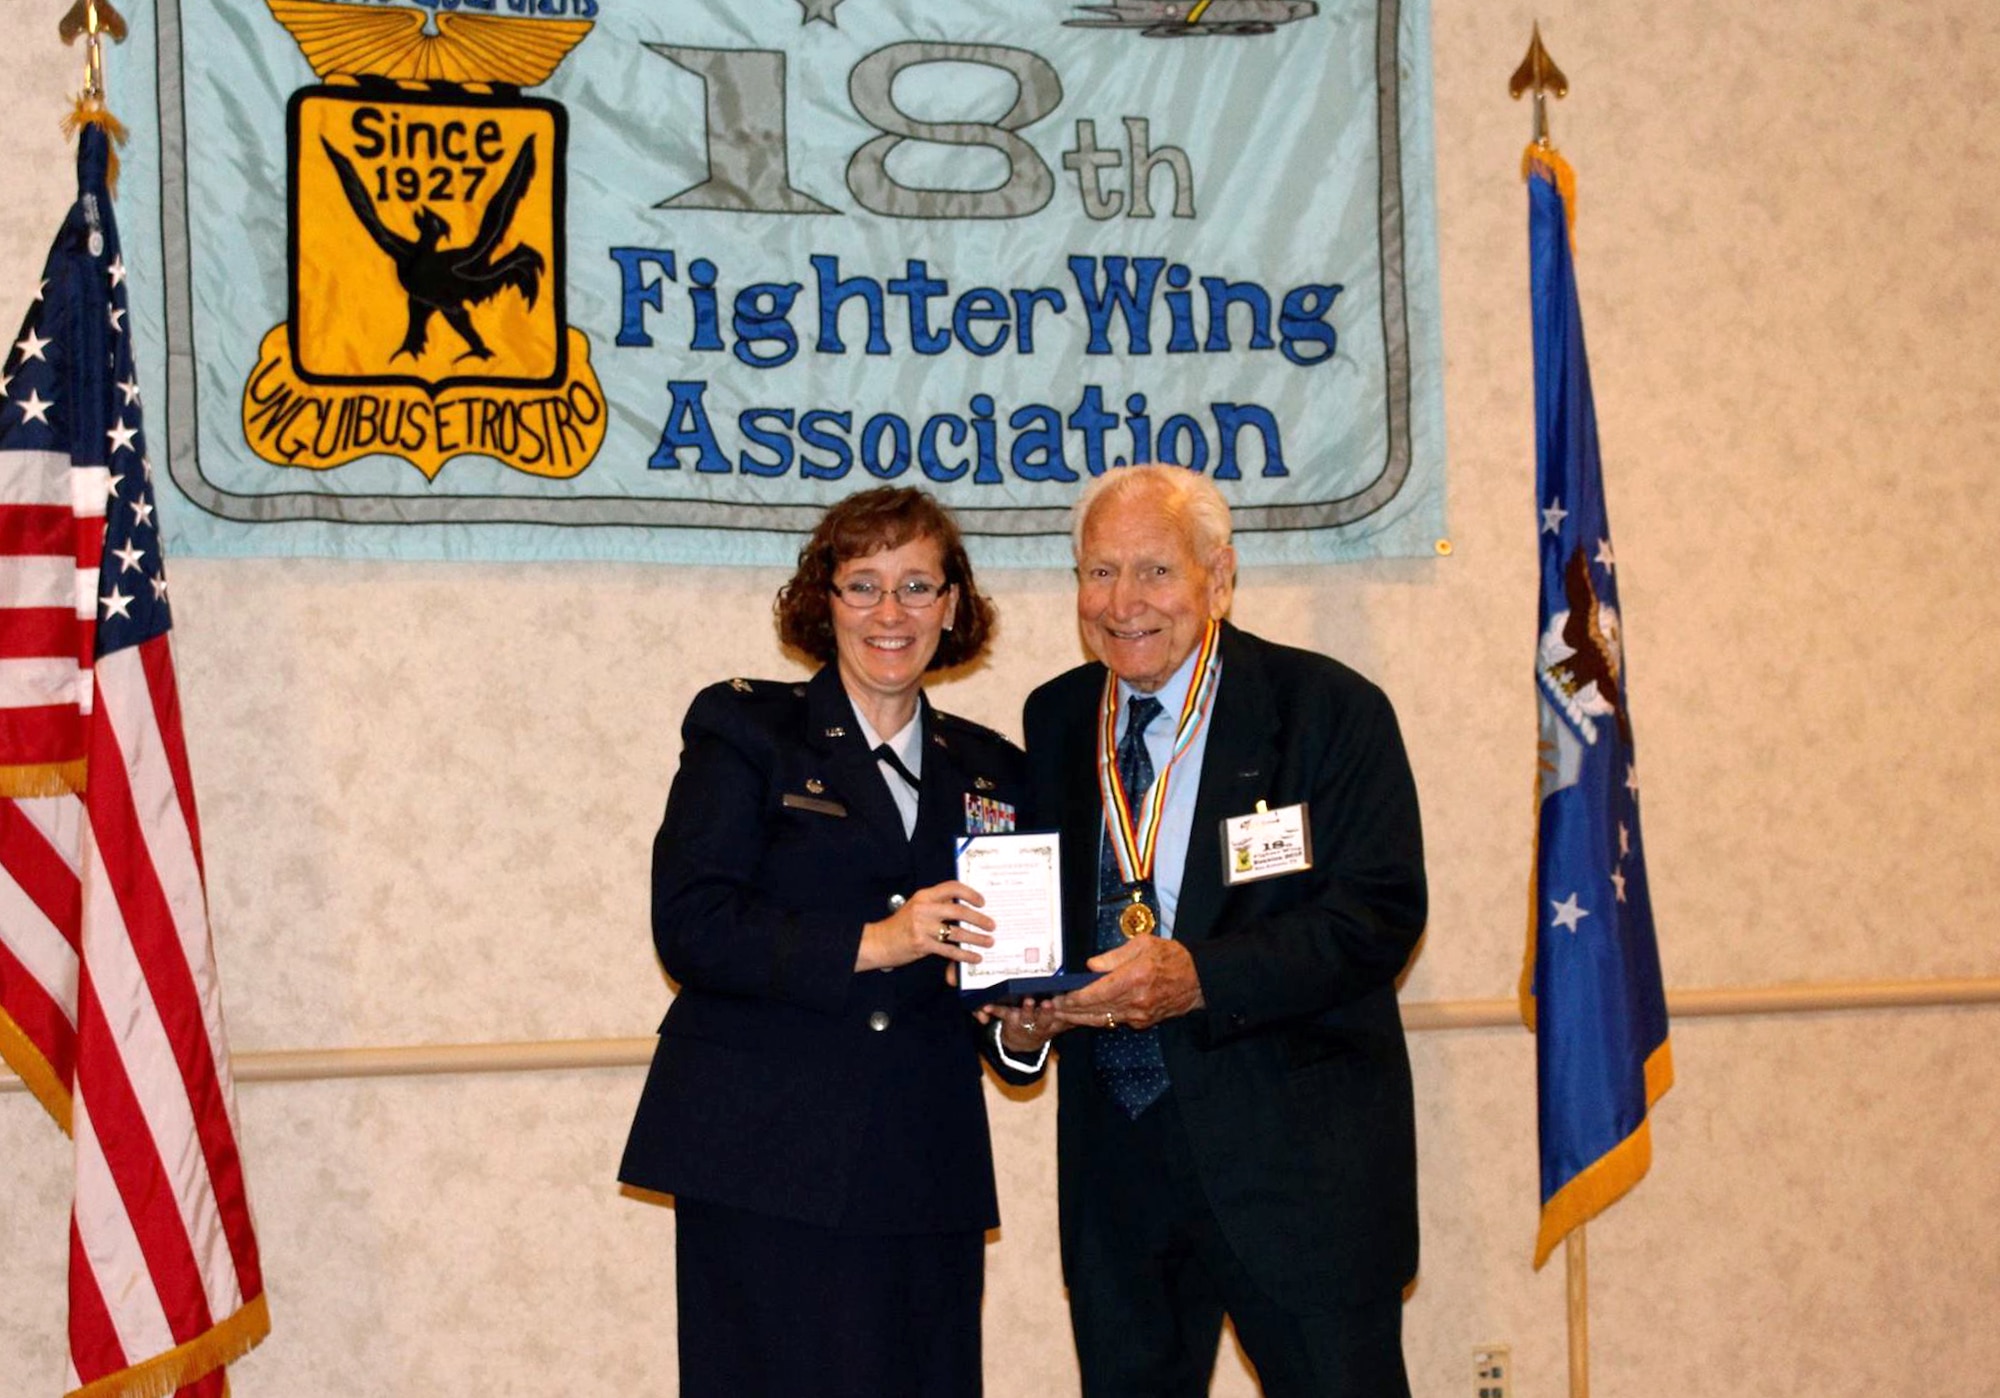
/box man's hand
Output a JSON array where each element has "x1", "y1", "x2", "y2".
[
  {"x1": 1051, "y1": 936, "x2": 1204, "y2": 1031},
  {"x1": 975, "y1": 998, "x2": 1068, "y2": 1055}
]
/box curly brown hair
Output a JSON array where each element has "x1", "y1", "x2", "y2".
[{"x1": 774, "y1": 488, "x2": 996, "y2": 669}]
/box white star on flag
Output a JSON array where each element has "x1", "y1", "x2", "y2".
[
  {"x1": 108, "y1": 254, "x2": 126, "y2": 286},
  {"x1": 101, "y1": 587, "x2": 134, "y2": 619},
  {"x1": 1625, "y1": 763, "x2": 1640, "y2": 796},
  {"x1": 1610, "y1": 867, "x2": 1627, "y2": 903},
  {"x1": 1595, "y1": 537, "x2": 1615, "y2": 571},
  {"x1": 151, "y1": 573, "x2": 170, "y2": 601},
  {"x1": 1541, "y1": 499, "x2": 1568, "y2": 534},
  {"x1": 118, "y1": 376, "x2": 140, "y2": 404},
  {"x1": 1618, "y1": 822, "x2": 1630, "y2": 857},
  {"x1": 16, "y1": 327, "x2": 51, "y2": 362},
  {"x1": 1549, "y1": 893, "x2": 1590, "y2": 933},
  {"x1": 16, "y1": 388, "x2": 53, "y2": 424},
  {"x1": 107, "y1": 418, "x2": 138, "y2": 454},
  {"x1": 112, "y1": 540, "x2": 146, "y2": 573},
  {"x1": 130, "y1": 496, "x2": 154, "y2": 527},
  {"x1": 108, "y1": 305, "x2": 125, "y2": 333}
]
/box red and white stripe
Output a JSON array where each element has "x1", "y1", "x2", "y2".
[
  {"x1": 0, "y1": 448, "x2": 99, "y2": 1122},
  {"x1": 4, "y1": 439, "x2": 265, "y2": 1393},
  {"x1": 0, "y1": 791, "x2": 81, "y2": 1108},
  {"x1": 63, "y1": 637, "x2": 265, "y2": 1397}
]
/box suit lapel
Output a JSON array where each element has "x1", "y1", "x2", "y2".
[
  {"x1": 1174, "y1": 624, "x2": 1276, "y2": 945},
  {"x1": 804, "y1": 666, "x2": 909, "y2": 855}
]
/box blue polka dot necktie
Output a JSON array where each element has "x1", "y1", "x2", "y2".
[{"x1": 1095, "y1": 694, "x2": 1170, "y2": 1118}]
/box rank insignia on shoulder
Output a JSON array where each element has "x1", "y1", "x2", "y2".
[
  {"x1": 932, "y1": 733, "x2": 948, "y2": 748},
  {"x1": 974, "y1": 776, "x2": 996, "y2": 792},
  {"x1": 806, "y1": 778, "x2": 826, "y2": 794},
  {"x1": 823, "y1": 726, "x2": 847, "y2": 739},
  {"x1": 964, "y1": 794, "x2": 1017, "y2": 834},
  {"x1": 729, "y1": 677, "x2": 752, "y2": 693}
]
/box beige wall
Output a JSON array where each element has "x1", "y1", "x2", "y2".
[{"x1": 5, "y1": 2, "x2": 1999, "y2": 1394}]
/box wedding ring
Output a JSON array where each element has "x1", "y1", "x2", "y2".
[
  {"x1": 1022, "y1": 1020, "x2": 1037, "y2": 1033},
  {"x1": 935, "y1": 927, "x2": 955, "y2": 943},
  {"x1": 1105, "y1": 1013, "x2": 1117, "y2": 1029}
]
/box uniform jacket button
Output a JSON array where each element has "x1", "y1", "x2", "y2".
[{"x1": 867, "y1": 1010, "x2": 891, "y2": 1032}]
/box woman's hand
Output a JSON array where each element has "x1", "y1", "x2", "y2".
[{"x1": 856, "y1": 880, "x2": 995, "y2": 973}]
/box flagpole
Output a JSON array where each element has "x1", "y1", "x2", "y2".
[
  {"x1": 1566, "y1": 1228, "x2": 1589, "y2": 1397},
  {"x1": 1515, "y1": 24, "x2": 1591, "y2": 1398}
]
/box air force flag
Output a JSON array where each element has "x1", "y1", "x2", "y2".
[{"x1": 1520, "y1": 144, "x2": 1673, "y2": 1269}]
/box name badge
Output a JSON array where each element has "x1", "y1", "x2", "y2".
[
  {"x1": 1221, "y1": 802, "x2": 1312, "y2": 885},
  {"x1": 782, "y1": 792, "x2": 848, "y2": 818}
]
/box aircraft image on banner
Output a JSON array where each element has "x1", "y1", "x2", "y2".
[{"x1": 1065, "y1": 0, "x2": 1317, "y2": 37}]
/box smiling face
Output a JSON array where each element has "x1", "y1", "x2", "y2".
[
  {"x1": 1075, "y1": 486, "x2": 1234, "y2": 693},
  {"x1": 830, "y1": 534, "x2": 956, "y2": 731}
]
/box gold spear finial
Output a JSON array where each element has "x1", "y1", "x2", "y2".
[
  {"x1": 60, "y1": 0, "x2": 128, "y2": 103},
  {"x1": 59, "y1": 0, "x2": 128, "y2": 46},
  {"x1": 1509, "y1": 22, "x2": 1569, "y2": 148},
  {"x1": 59, "y1": 0, "x2": 132, "y2": 188}
]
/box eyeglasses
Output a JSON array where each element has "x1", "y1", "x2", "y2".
[{"x1": 830, "y1": 578, "x2": 948, "y2": 610}]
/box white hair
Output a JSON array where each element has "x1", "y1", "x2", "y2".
[{"x1": 1070, "y1": 464, "x2": 1234, "y2": 562}]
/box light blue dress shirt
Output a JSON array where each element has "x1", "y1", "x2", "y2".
[{"x1": 853, "y1": 703, "x2": 922, "y2": 839}]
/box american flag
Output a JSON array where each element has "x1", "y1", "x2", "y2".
[{"x1": 0, "y1": 123, "x2": 268, "y2": 1396}]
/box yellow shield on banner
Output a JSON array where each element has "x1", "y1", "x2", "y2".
[{"x1": 293, "y1": 88, "x2": 564, "y2": 388}]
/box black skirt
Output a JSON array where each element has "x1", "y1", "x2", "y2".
[{"x1": 674, "y1": 1198, "x2": 985, "y2": 1398}]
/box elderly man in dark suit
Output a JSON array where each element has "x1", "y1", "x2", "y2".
[{"x1": 987, "y1": 466, "x2": 1427, "y2": 1397}]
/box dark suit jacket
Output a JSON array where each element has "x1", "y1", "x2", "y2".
[
  {"x1": 620, "y1": 665, "x2": 1025, "y2": 1234},
  {"x1": 1018, "y1": 622, "x2": 1426, "y2": 1303}
]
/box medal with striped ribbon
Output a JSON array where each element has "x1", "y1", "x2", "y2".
[{"x1": 1096, "y1": 620, "x2": 1223, "y2": 935}]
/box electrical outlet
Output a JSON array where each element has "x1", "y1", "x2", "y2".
[{"x1": 1473, "y1": 1343, "x2": 1511, "y2": 1398}]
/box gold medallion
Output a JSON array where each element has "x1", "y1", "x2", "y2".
[{"x1": 1118, "y1": 900, "x2": 1157, "y2": 939}]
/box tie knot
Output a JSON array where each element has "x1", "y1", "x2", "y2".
[{"x1": 1126, "y1": 695, "x2": 1164, "y2": 736}]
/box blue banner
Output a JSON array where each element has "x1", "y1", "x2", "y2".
[
  {"x1": 120, "y1": 0, "x2": 1446, "y2": 564},
  {"x1": 1521, "y1": 146, "x2": 1672, "y2": 1268}
]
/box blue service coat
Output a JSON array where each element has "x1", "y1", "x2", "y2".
[{"x1": 621, "y1": 664, "x2": 1025, "y2": 1234}]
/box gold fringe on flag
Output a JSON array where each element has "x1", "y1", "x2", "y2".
[
  {"x1": 0, "y1": 1010, "x2": 73, "y2": 1134},
  {"x1": 62, "y1": 97, "x2": 128, "y2": 197},
  {"x1": 1522, "y1": 143, "x2": 1579, "y2": 248},
  {"x1": 68, "y1": 1294, "x2": 271, "y2": 1398},
  {"x1": 0, "y1": 758, "x2": 87, "y2": 799},
  {"x1": 1531, "y1": 1040, "x2": 1675, "y2": 1269}
]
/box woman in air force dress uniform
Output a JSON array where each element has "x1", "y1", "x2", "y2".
[{"x1": 620, "y1": 487, "x2": 1025, "y2": 1398}]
